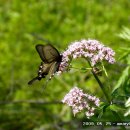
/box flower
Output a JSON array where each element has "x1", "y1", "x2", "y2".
[
  {"x1": 62, "y1": 87, "x2": 100, "y2": 118},
  {"x1": 58, "y1": 39, "x2": 115, "y2": 74}
]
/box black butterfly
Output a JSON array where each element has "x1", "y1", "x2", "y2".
[{"x1": 28, "y1": 44, "x2": 62, "y2": 85}]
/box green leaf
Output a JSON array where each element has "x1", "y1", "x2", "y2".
[
  {"x1": 101, "y1": 62, "x2": 108, "y2": 77},
  {"x1": 118, "y1": 27, "x2": 130, "y2": 41},
  {"x1": 125, "y1": 97, "x2": 130, "y2": 107},
  {"x1": 124, "y1": 108, "x2": 130, "y2": 117},
  {"x1": 98, "y1": 102, "x2": 109, "y2": 118},
  {"x1": 112, "y1": 66, "x2": 130, "y2": 94},
  {"x1": 109, "y1": 104, "x2": 125, "y2": 112},
  {"x1": 118, "y1": 50, "x2": 130, "y2": 61}
]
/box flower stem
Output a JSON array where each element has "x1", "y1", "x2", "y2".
[
  {"x1": 92, "y1": 69, "x2": 111, "y2": 103},
  {"x1": 87, "y1": 60, "x2": 126, "y2": 130},
  {"x1": 92, "y1": 70, "x2": 126, "y2": 130},
  {"x1": 87, "y1": 60, "x2": 111, "y2": 103}
]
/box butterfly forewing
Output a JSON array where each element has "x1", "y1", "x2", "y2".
[
  {"x1": 35, "y1": 45, "x2": 46, "y2": 62},
  {"x1": 36, "y1": 44, "x2": 61, "y2": 63}
]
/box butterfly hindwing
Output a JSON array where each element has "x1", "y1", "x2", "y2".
[
  {"x1": 41, "y1": 62, "x2": 59, "y2": 90},
  {"x1": 28, "y1": 76, "x2": 39, "y2": 85},
  {"x1": 48, "y1": 61, "x2": 60, "y2": 79},
  {"x1": 36, "y1": 44, "x2": 61, "y2": 63}
]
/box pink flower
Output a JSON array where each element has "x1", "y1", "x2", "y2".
[
  {"x1": 62, "y1": 87, "x2": 100, "y2": 118},
  {"x1": 58, "y1": 39, "x2": 115, "y2": 74}
]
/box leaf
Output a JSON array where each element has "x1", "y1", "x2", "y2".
[
  {"x1": 112, "y1": 66, "x2": 130, "y2": 94},
  {"x1": 125, "y1": 97, "x2": 130, "y2": 107},
  {"x1": 118, "y1": 27, "x2": 130, "y2": 41},
  {"x1": 98, "y1": 102, "x2": 109, "y2": 118},
  {"x1": 118, "y1": 50, "x2": 130, "y2": 61},
  {"x1": 101, "y1": 62, "x2": 108, "y2": 77},
  {"x1": 109, "y1": 104, "x2": 125, "y2": 112},
  {"x1": 124, "y1": 108, "x2": 130, "y2": 117}
]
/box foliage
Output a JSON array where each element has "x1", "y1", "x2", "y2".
[{"x1": 0, "y1": 0, "x2": 130, "y2": 130}]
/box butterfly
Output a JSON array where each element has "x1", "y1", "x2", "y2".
[{"x1": 28, "y1": 44, "x2": 62, "y2": 85}]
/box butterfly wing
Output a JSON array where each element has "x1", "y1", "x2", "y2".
[
  {"x1": 28, "y1": 63, "x2": 50, "y2": 85},
  {"x1": 36, "y1": 44, "x2": 61, "y2": 63},
  {"x1": 28, "y1": 76, "x2": 39, "y2": 85},
  {"x1": 28, "y1": 62, "x2": 59, "y2": 85},
  {"x1": 28, "y1": 44, "x2": 61, "y2": 85},
  {"x1": 48, "y1": 61, "x2": 60, "y2": 79},
  {"x1": 41, "y1": 62, "x2": 60, "y2": 90}
]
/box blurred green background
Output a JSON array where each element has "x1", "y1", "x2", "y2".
[{"x1": 0, "y1": 0, "x2": 130, "y2": 130}]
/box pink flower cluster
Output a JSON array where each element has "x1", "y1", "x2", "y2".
[
  {"x1": 58, "y1": 39, "x2": 115, "y2": 73},
  {"x1": 62, "y1": 87, "x2": 100, "y2": 119}
]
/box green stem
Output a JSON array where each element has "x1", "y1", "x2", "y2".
[
  {"x1": 94, "y1": 74, "x2": 126, "y2": 130},
  {"x1": 92, "y1": 70, "x2": 111, "y2": 103},
  {"x1": 87, "y1": 60, "x2": 126, "y2": 130},
  {"x1": 87, "y1": 60, "x2": 111, "y2": 103}
]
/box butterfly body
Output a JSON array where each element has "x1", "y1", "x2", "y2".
[{"x1": 28, "y1": 44, "x2": 62, "y2": 85}]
